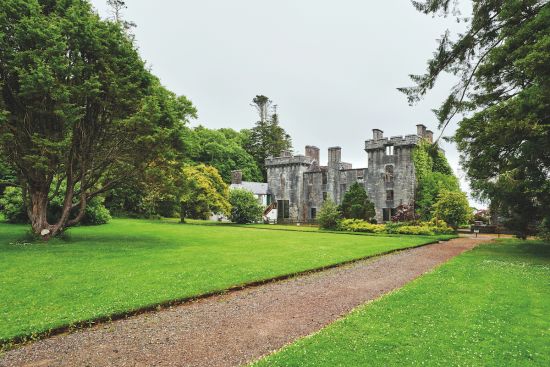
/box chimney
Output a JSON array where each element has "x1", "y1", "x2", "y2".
[
  {"x1": 328, "y1": 147, "x2": 342, "y2": 164},
  {"x1": 416, "y1": 124, "x2": 427, "y2": 138},
  {"x1": 231, "y1": 170, "x2": 242, "y2": 185},
  {"x1": 425, "y1": 130, "x2": 434, "y2": 143},
  {"x1": 305, "y1": 145, "x2": 320, "y2": 162},
  {"x1": 372, "y1": 129, "x2": 383, "y2": 140}
]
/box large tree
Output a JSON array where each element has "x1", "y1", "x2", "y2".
[
  {"x1": 0, "y1": 0, "x2": 192, "y2": 238},
  {"x1": 245, "y1": 95, "x2": 292, "y2": 179},
  {"x1": 340, "y1": 183, "x2": 375, "y2": 221},
  {"x1": 401, "y1": 0, "x2": 549, "y2": 237}
]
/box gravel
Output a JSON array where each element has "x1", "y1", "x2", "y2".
[{"x1": 0, "y1": 236, "x2": 488, "y2": 367}]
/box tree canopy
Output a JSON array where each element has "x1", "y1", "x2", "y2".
[
  {"x1": 244, "y1": 95, "x2": 293, "y2": 179},
  {"x1": 402, "y1": 0, "x2": 549, "y2": 237},
  {"x1": 0, "y1": 0, "x2": 195, "y2": 238}
]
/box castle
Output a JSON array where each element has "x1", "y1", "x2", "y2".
[{"x1": 260, "y1": 124, "x2": 435, "y2": 223}]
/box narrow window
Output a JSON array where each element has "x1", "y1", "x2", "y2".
[
  {"x1": 385, "y1": 145, "x2": 394, "y2": 156},
  {"x1": 386, "y1": 190, "x2": 394, "y2": 201},
  {"x1": 385, "y1": 165, "x2": 394, "y2": 183},
  {"x1": 310, "y1": 208, "x2": 317, "y2": 220},
  {"x1": 322, "y1": 171, "x2": 328, "y2": 185},
  {"x1": 323, "y1": 192, "x2": 328, "y2": 201}
]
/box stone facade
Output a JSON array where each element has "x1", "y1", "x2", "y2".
[{"x1": 265, "y1": 124, "x2": 434, "y2": 222}]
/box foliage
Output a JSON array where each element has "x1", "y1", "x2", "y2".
[
  {"x1": 391, "y1": 203, "x2": 418, "y2": 222},
  {"x1": 253, "y1": 240, "x2": 550, "y2": 366},
  {"x1": 0, "y1": 187, "x2": 28, "y2": 224},
  {"x1": 0, "y1": 158, "x2": 16, "y2": 196},
  {"x1": 228, "y1": 189, "x2": 263, "y2": 224},
  {"x1": 0, "y1": 186, "x2": 111, "y2": 226},
  {"x1": 433, "y1": 190, "x2": 473, "y2": 229},
  {"x1": 317, "y1": 199, "x2": 341, "y2": 230},
  {"x1": 339, "y1": 219, "x2": 386, "y2": 233},
  {"x1": 0, "y1": 0, "x2": 195, "y2": 238},
  {"x1": 537, "y1": 218, "x2": 550, "y2": 242},
  {"x1": 179, "y1": 165, "x2": 230, "y2": 222},
  {"x1": 244, "y1": 95, "x2": 293, "y2": 179},
  {"x1": 413, "y1": 140, "x2": 461, "y2": 220},
  {"x1": 402, "y1": 1, "x2": 550, "y2": 239},
  {"x1": 0, "y1": 218, "x2": 440, "y2": 344},
  {"x1": 339, "y1": 218, "x2": 454, "y2": 235},
  {"x1": 340, "y1": 183, "x2": 376, "y2": 221},
  {"x1": 182, "y1": 126, "x2": 262, "y2": 183}
]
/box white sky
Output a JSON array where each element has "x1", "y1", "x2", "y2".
[{"x1": 90, "y1": 0, "x2": 483, "y2": 207}]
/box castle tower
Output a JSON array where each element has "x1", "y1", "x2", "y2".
[{"x1": 365, "y1": 128, "x2": 419, "y2": 222}]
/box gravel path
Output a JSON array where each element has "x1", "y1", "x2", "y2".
[{"x1": 0, "y1": 236, "x2": 488, "y2": 367}]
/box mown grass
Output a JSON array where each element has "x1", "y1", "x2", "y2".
[
  {"x1": 0, "y1": 218, "x2": 442, "y2": 345},
  {"x1": 253, "y1": 239, "x2": 550, "y2": 366}
]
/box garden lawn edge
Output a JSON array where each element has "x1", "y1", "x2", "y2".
[{"x1": 0, "y1": 237, "x2": 446, "y2": 352}]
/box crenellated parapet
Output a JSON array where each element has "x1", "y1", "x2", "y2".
[
  {"x1": 265, "y1": 154, "x2": 314, "y2": 168},
  {"x1": 365, "y1": 134, "x2": 419, "y2": 151}
]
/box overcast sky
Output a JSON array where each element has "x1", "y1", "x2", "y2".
[{"x1": 90, "y1": 0, "x2": 482, "y2": 207}]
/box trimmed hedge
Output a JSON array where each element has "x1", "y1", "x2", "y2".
[{"x1": 339, "y1": 218, "x2": 454, "y2": 235}]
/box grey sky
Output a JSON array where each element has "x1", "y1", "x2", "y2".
[{"x1": 91, "y1": 0, "x2": 481, "y2": 207}]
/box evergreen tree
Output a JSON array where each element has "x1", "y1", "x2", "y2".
[
  {"x1": 340, "y1": 183, "x2": 376, "y2": 221},
  {"x1": 245, "y1": 95, "x2": 292, "y2": 179},
  {"x1": 401, "y1": 0, "x2": 550, "y2": 238}
]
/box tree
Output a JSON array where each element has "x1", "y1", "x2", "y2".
[
  {"x1": 401, "y1": 1, "x2": 550, "y2": 237},
  {"x1": 340, "y1": 183, "x2": 375, "y2": 221},
  {"x1": 433, "y1": 191, "x2": 472, "y2": 229},
  {"x1": 317, "y1": 199, "x2": 341, "y2": 230},
  {"x1": 0, "y1": 0, "x2": 194, "y2": 238},
  {"x1": 182, "y1": 126, "x2": 263, "y2": 183},
  {"x1": 244, "y1": 95, "x2": 292, "y2": 179},
  {"x1": 179, "y1": 165, "x2": 230, "y2": 222},
  {"x1": 228, "y1": 189, "x2": 263, "y2": 224},
  {"x1": 413, "y1": 140, "x2": 461, "y2": 219}
]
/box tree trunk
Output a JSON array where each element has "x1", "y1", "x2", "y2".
[{"x1": 28, "y1": 187, "x2": 54, "y2": 239}]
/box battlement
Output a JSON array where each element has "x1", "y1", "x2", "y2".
[
  {"x1": 365, "y1": 134, "x2": 420, "y2": 151},
  {"x1": 265, "y1": 154, "x2": 313, "y2": 168}
]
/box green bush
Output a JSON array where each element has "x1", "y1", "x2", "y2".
[
  {"x1": 340, "y1": 183, "x2": 375, "y2": 221},
  {"x1": 433, "y1": 190, "x2": 473, "y2": 229},
  {"x1": 0, "y1": 187, "x2": 28, "y2": 223},
  {"x1": 229, "y1": 189, "x2": 262, "y2": 224},
  {"x1": 338, "y1": 218, "x2": 454, "y2": 236},
  {"x1": 339, "y1": 219, "x2": 385, "y2": 233},
  {"x1": 318, "y1": 199, "x2": 341, "y2": 230}
]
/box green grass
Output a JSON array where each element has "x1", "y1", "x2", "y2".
[
  {"x1": 253, "y1": 240, "x2": 550, "y2": 366},
  {"x1": 0, "y1": 218, "x2": 442, "y2": 345}
]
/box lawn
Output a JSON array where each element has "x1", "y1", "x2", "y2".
[
  {"x1": 0, "y1": 218, "x2": 442, "y2": 346},
  {"x1": 253, "y1": 240, "x2": 550, "y2": 366}
]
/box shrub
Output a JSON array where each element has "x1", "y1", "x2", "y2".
[
  {"x1": 229, "y1": 189, "x2": 262, "y2": 224},
  {"x1": 433, "y1": 190, "x2": 473, "y2": 229},
  {"x1": 339, "y1": 219, "x2": 385, "y2": 233},
  {"x1": 0, "y1": 187, "x2": 28, "y2": 223},
  {"x1": 318, "y1": 199, "x2": 341, "y2": 230},
  {"x1": 537, "y1": 218, "x2": 550, "y2": 242},
  {"x1": 340, "y1": 183, "x2": 375, "y2": 221}
]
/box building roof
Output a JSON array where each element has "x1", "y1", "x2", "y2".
[{"x1": 230, "y1": 181, "x2": 269, "y2": 195}]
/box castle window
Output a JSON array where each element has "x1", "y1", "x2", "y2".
[
  {"x1": 310, "y1": 208, "x2": 317, "y2": 220},
  {"x1": 385, "y1": 165, "x2": 394, "y2": 183},
  {"x1": 277, "y1": 200, "x2": 290, "y2": 219},
  {"x1": 385, "y1": 145, "x2": 394, "y2": 156},
  {"x1": 322, "y1": 171, "x2": 328, "y2": 185},
  {"x1": 323, "y1": 192, "x2": 328, "y2": 201},
  {"x1": 386, "y1": 190, "x2": 394, "y2": 201}
]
